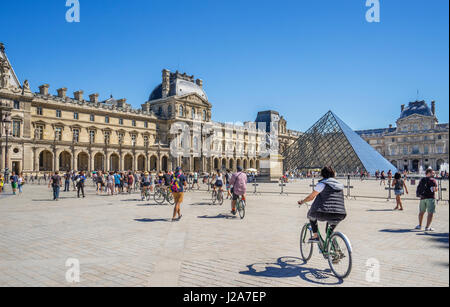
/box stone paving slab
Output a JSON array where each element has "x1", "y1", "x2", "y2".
[{"x1": 0, "y1": 182, "x2": 448, "y2": 287}]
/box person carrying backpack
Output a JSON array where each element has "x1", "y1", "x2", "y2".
[
  {"x1": 171, "y1": 167, "x2": 187, "y2": 222},
  {"x1": 415, "y1": 168, "x2": 438, "y2": 231}
]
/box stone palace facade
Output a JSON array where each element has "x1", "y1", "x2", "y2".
[
  {"x1": 356, "y1": 100, "x2": 449, "y2": 172},
  {"x1": 0, "y1": 43, "x2": 299, "y2": 175}
]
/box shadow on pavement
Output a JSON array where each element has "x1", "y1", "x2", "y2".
[
  {"x1": 198, "y1": 214, "x2": 235, "y2": 219},
  {"x1": 190, "y1": 202, "x2": 214, "y2": 206},
  {"x1": 416, "y1": 232, "x2": 449, "y2": 248},
  {"x1": 134, "y1": 218, "x2": 171, "y2": 223},
  {"x1": 379, "y1": 229, "x2": 421, "y2": 233},
  {"x1": 367, "y1": 209, "x2": 395, "y2": 212},
  {"x1": 240, "y1": 256, "x2": 343, "y2": 286}
]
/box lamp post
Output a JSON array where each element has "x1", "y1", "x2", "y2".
[{"x1": 2, "y1": 111, "x2": 12, "y2": 179}]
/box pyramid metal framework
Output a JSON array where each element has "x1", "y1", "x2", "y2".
[{"x1": 282, "y1": 111, "x2": 398, "y2": 175}]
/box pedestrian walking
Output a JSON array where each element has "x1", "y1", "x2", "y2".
[
  {"x1": 171, "y1": 167, "x2": 187, "y2": 221},
  {"x1": 393, "y1": 172, "x2": 408, "y2": 210},
  {"x1": 49, "y1": 171, "x2": 62, "y2": 201},
  {"x1": 415, "y1": 168, "x2": 438, "y2": 231},
  {"x1": 18, "y1": 173, "x2": 25, "y2": 194},
  {"x1": 10, "y1": 172, "x2": 18, "y2": 195},
  {"x1": 76, "y1": 171, "x2": 86, "y2": 198}
]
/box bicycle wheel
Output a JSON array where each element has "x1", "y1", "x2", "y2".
[
  {"x1": 211, "y1": 191, "x2": 217, "y2": 205},
  {"x1": 327, "y1": 232, "x2": 352, "y2": 279},
  {"x1": 299, "y1": 224, "x2": 314, "y2": 262},
  {"x1": 154, "y1": 189, "x2": 165, "y2": 205},
  {"x1": 237, "y1": 199, "x2": 245, "y2": 219},
  {"x1": 167, "y1": 192, "x2": 175, "y2": 205},
  {"x1": 218, "y1": 191, "x2": 224, "y2": 205}
]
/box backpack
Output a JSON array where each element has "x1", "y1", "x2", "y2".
[
  {"x1": 416, "y1": 178, "x2": 429, "y2": 198},
  {"x1": 171, "y1": 174, "x2": 182, "y2": 192}
]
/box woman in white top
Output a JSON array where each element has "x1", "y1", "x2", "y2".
[{"x1": 214, "y1": 170, "x2": 224, "y2": 192}]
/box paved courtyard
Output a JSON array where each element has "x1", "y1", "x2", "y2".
[{"x1": 0, "y1": 180, "x2": 448, "y2": 287}]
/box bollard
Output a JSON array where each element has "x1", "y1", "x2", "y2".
[
  {"x1": 252, "y1": 177, "x2": 260, "y2": 195},
  {"x1": 310, "y1": 178, "x2": 315, "y2": 192},
  {"x1": 438, "y1": 178, "x2": 447, "y2": 203},
  {"x1": 385, "y1": 179, "x2": 392, "y2": 201},
  {"x1": 344, "y1": 175, "x2": 355, "y2": 199},
  {"x1": 279, "y1": 182, "x2": 288, "y2": 195}
]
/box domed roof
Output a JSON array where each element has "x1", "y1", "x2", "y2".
[
  {"x1": 400, "y1": 101, "x2": 433, "y2": 119},
  {"x1": 149, "y1": 73, "x2": 207, "y2": 101}
]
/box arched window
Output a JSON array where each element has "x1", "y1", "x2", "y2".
[
  {"x1": 168, "y1": 105, "x2": 172, "y2": 117},
  {"x1": 179, "y1": 105, "x2": 184, "y2": 117},
  {"x1": 203, "y1": 110, "x2": 207, "y2": 121},
  {"x1": 192, "y1": 107, "x2": 196, "y2": 120}
]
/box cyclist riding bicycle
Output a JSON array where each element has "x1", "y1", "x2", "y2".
[
  {"x1": 298, "y1": 166, "x2": 347, "y2": 243},
  {"x1": 141, "y1": 171, "x2": 152, "y2": 198},
  {"x1": 230, "y1": 166, "x2": 247, "y2": 215},
  {"x1": 213, "y1": 170, "x2": 224, "y2": 192}
]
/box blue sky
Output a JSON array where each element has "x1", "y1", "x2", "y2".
[{"x1": 1, "y1": 0, "x2": 448, "y2": 131}]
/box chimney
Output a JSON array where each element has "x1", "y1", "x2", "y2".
[
  {"x1": 89, "y1": 93, "x2": 99, "y2": 103},
  {"x1": 162, "y1": 69, "x2": 170, "y2": 98},
  {"x1": 117, "y1": 98, "x2": 127, "y2": 107},
  {"x1": 39, "y1": 84, "x2": 49, "y2": 95},
  {"x1": 196, "y1": 79, "x2": 203, "y2": 88},
  {"x1": 401, "y1": 104, "x2": 405, "y2": 112},
  {"x1": 389, "y1": 124, "x2": 393, "y2": 129},
  {"x1": 57, "y1": 88, "x2": 67, "y2": 99},
  {"x1": 74, "y1": 90, "x2": 84, "y2": 101},
  {"x1": 431, "y1": 101, "x2": 436, "y2": 115}
]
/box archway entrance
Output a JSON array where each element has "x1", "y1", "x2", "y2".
[
  {"x1": 59, "y1": 151, "x2": 72, "y2": 171},
  {"x1": 161, "y1": 156, "x2": 168, "y2": 172},
  {"x1": 94, "y1": 153, "x2": 104, "y2": 171},
  {"x1": 412, "y1": 160, "x2": 419, "y2": 172},
  {"x1": 78, "y1": 152, "x2": 89, "y2": 171},
  {"x1": 137, "y1": 155, "x2": 145, "y2": 171},
  {"x1": 110, "y1": 154, "x2": 119, "y2": 171},
  {"x1": 39, "y1": 150, "x2": 53, "y2": 171},
  {"x1": 150, "y1": 155, "x2": 157, "y2": 171},
  {"x1": 124, "y1": 154, "x2": 133, "y2": 171}
]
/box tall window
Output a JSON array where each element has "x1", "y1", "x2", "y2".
[
  {"x1": 437, "y1": 146, "x2": 444, "y2": 154},
  {"x1": 12, "y1": 121, "x2": 21, "y2": 137},
  {"x1": 73, "y1": 129, "x2": 80, "y2": 143},
  {"x1": 424, "y1": 145, "x2": 429, "y2": 155},
  {"x1": 119, "y1": 118, "x2": 123, "y2": 125},
  {"x1": 203, "y1": 110, "x2": 207, "y2": 121},
  {"x1": 89, "y1": 130, "x2": 95, "y2": 143},
  {"x1": 143, "y1": 135, "x2": 149, "y2": 147},
  {"x1": 105, "y1": 116, "x2": 110, "y2": 124},
  {"x1": 412, "y1": 145, "x2": 420, "y2": 154},
  {"x1": 104, "y1": 131, "x2": 110, "y2": 144},
  {"x1": 55, "y1": 127, "x2": 62, "y2": 141},
  {"x1": 74, "y1": 112, "x2": 79, "y2": 120},
  {"x1": 192, "y1": 107, "x2": 196, "y2": 119},
  {"x1": 90, "y1": 114, "x2": 95, "y2": 122},
  {"x1": 179, "y1": 105, "x2": 184, "y2": 117},
  {"x1": 118, "y1": 132, "x2": 124, "y2": 144},
  {"x1": 131, "y1": 134, "x2": 137, "y2": 147},
  {"x1": 144, "y1": 121, "x2": 148, "y2": 128},
  {"x1": 37, "y1": 107, "x2": 43, "y2": 115},
  {"x1": 35, "y1": 125, "x2": 44, "y2": 140},
  {"x1": 56, "y1": 110, "x2": 62, "y2": 118},
  {"x1": 132, "y1": 120, "x2": 136, "y2": 127},
  {"x1": 13, "y1": 101, "x2": 20, "y2": 109}
]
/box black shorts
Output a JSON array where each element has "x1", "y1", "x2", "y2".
[{"x1": 232, "y1": 192, "x2": 241, "y2": 201}]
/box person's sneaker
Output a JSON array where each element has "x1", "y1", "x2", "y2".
[
  {"x1": 231, "y1": 210, "x2": 236, "y2": 215},
  {"x1": 308, "y1": 237, "x2": 320, "y2": 244},
  {"x1": 425, "y1": 227, "x2": 434, "y2": 232},
  {"x1": 414, "y1": 225, "x2": 422, "y2": 230}
]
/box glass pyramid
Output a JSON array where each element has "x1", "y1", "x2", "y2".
[{"x1": 282, "y1": 111, "x2": 398, "y2": 175}]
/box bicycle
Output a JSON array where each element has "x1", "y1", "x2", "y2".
[
  {"x1": 235, "y1": 195, "x2": 246, "y2": 219},
  {"x1": 299, "y1": 204, "x2": 352, "y2": 279},
  {"x1": 141, "y1": 186, "x2": 151, "y2": 201},
  {"x1": 153, "y1": 186, "x2": 175, "y2": 205},
  {"x1": 211, "y1": 188, "x2": 224, "y2": 205}
]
